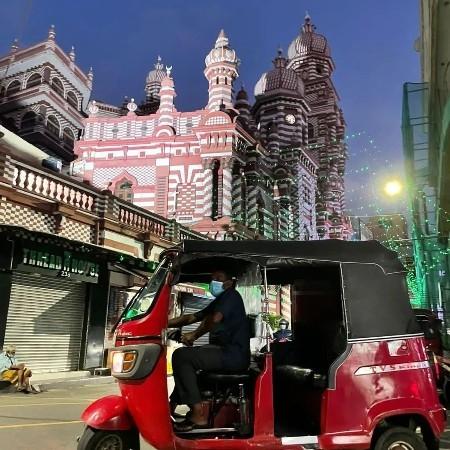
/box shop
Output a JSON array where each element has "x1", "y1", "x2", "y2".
[{"x1": 0, "y1": 225, "x2": 156, "y2": 373}]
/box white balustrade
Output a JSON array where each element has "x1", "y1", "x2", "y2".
[{"x1": 12, "y1": 163, "x2": 96, "y2": 213}]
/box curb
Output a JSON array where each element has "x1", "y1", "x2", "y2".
[{"x1": 38, "y1": 376, "x2": 115, "y2": 391}]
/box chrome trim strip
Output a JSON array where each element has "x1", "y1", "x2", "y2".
[
  {"x1": 348, "y1": 333, "x2": 423, "y2": 343},
  {"x1": 282, "y1": 435, "x2": 319, "y2": 445},
  {"x1": 355, "y1": 360, "x2": 429, "y2": 376}
]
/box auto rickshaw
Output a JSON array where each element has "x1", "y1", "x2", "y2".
[{"x1": 78, "y1": 240, "x2": 445, "y2": 450}]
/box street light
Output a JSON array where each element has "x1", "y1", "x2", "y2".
[{"x1": 384, "y1": 180, "x2": 403, "y2": 197}]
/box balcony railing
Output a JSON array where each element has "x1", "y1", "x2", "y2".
[
  {"x1": 3, "y1": 153, "x2": 207, "y2": 243},
  {"x1": 13, "y1": 160, "x2": 97, "y2": 213}
]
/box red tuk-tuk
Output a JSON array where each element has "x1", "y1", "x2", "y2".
[{"x1": 78, "y1": 240, "x2": 445, "y2": 450}]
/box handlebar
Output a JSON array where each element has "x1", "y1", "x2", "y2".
[{"x1": 167, "y1": 328, "x2": 182, "y2": 343}]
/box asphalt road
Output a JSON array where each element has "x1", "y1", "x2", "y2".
[
  {"x1": 1, "y1": 382, "x2": 450, "y2": 450},
  {"x1": 0, "y1": 382, "x2": 154, "y2": 450}
]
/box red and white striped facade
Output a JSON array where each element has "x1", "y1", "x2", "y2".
[
  {"x1": 0, "y1": 26, "x2": 93, "y2": 163},
  {"x1": 74, "y1": 18, "x2": 347, "y2": 241}
]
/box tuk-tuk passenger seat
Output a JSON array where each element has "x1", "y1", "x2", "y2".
[
  {"x1": 201, "y1": 371, "x2": 250, "y2": 384},
  {"x1": 275, "y1": 364, "x2": 327, "y2": 388}
]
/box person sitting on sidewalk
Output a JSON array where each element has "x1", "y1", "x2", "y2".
[{"x1": 0, "y1": 344, "x2": 33, "y2": 392}]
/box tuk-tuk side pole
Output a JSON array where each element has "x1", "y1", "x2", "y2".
[{"x1": 263, "y1": 267, "x2": 271, "y2": 353}]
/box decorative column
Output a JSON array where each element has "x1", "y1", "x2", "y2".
[
  {"x1": 231, "y1": 165, "x2": 245, "y2": 223},
  {"x1": 202, "y1": 159, "x2": 213, "y2": 218},
  {"x1": 221, "y1": 158, "x2": 233, "y2": 217}
]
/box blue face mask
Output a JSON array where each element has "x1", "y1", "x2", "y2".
[{"x1": 209, "y1": 280, "x2": 225, "y2": 297}]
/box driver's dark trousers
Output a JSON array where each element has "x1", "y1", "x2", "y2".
[{"x1": 170, "y1": 345, "x2": 223, "y2": 406}]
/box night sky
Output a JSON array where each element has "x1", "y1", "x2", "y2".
[{"x1": 0, "y1": 0, "x2": 419, "y2": 216}]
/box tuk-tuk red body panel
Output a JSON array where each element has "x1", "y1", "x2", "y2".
[{"x1": 320, "y1": 336, "x2": 445, "y2": 449}]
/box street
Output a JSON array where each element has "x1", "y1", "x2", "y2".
[
  {"x1": 1, "y1": 381, "x2": 450, "y2": 450},
  {"x1": 0, "y1": 382, "x2": 154, "y2": 450}
]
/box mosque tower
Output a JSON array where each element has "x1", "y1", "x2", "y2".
[
  {"x1": 204, "y1": 30, "x2": 239, "y2": 111},
  {"x1": 140, "y1": 56, "x2": 166, "y2": 114},
  {"x1": 286, "y1": 13, "x2": 348, "y2": 240},
  {"x1": 145, "y1": 56, "x2": 166, "y2": 101}
]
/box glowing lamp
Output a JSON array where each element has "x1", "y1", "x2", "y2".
[{"x1": 384, "y1": 180, "x2": 402, "y2": 197}]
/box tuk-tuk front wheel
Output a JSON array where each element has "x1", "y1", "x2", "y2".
[
  {"x1": 374, "y1": 427, "x2": 427, "y2": 450},
  {"x1": 77, "y1": 426, "x2": 139, "y2": 450}
]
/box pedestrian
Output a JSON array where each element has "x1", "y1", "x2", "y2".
[{"x1": 0, "y1": 344, "x2": 35, "y2": 393}]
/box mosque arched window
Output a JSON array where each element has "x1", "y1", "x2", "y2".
[
  {"x1": 66, "y1": 91, "x2": 79, "y2": 109},
  {"x1": 26, "y1": 73, "x2": 42, "y2": 89},
  {"x1": 257, "y1": 201, "x2": 265, "y2": 236},
  {"x1": 21, "y1": 111, "x2": 37, "y2": 129},
  {"x1": 216, "y1": 76, "x2": 219, "y2": 85},
  {"x1": 273, "y1": 208, "x2": 280, "y2": 240},
  {"x1": 225, "y1": 77, "x2": 228, "y2": 85},
  {"x1": 63, "y1": 127, "x2": 75, "y2": 146},
  {"x1": 114, "y1": 179, "x2": 134, "y2": 202},
  {"x1": 304, "y1": 226, "x2": 311, "y2": 241},
  {"x1": 46, "y1": 115, "x2": 60, "y2": 137},
  {"x1": 6, "y1": 80, "x2": 21, "y2": 96},
  {"x1": 51, "y1": 77, "x2": 64, "y2": 97},
  {"x1": 308, "y1": 123, "x2": 315, "y2": 140},
  {"x1": 211, "y1": 160, "x2": 221, "y2": 220},
  {"x1": 241, "y1": 176, "x2": 247, "y2": 224}
]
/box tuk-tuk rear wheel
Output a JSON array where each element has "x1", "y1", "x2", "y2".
[
  {"x1": 77, "y1": 426, "x2": 139, "y2": 450},
  {"x1": 374, "y1": 427, "x2": 427, "y2": 450}
]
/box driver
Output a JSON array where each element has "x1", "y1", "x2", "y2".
[{"x1": 168, "y1": 269, "x2": 250, "y2": 432}]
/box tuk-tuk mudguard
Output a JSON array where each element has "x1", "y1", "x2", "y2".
[
  {"x1": 366, "y1": 401, "x2": 445, "y2": 438},
  {"x1": 81, "y1": 395, "x2": 134, "y2": 431}
]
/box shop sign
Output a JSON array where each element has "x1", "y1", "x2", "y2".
[{"x1": 22, "y1": 248, "x2": 99, "y2": 279}]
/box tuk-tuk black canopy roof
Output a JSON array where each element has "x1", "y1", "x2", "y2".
[
  {"x1": 170, "y1": 239, "x2": 419, "y2": 340},
  {"x1": 178, "y1": 239, "x2": 405, "y2": 274}
]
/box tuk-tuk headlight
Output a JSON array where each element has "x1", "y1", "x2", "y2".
[{"x1": 112, "y1": 350, "x2": 137, "y2": 373}]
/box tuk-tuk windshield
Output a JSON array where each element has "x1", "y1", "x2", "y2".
[{"x1": 122, "y1": 261, "x2": 169, "y2": 321}]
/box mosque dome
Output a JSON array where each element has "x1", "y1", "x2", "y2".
[
  {"x1": 236, "y1": 85, "x2": 249, "y2": 101},
  {"x1": 205, "y1": 29, "x2": 239, "y2": 67},
  {"x1": 287, "y1": 14, "x2": 331, "y2": 60},
  {"x1": 254, "y1": 49, "x2": 304, "y2": 97},
  {"x1": 146, "y1": 56, "x2": 166, "y2": 84}
]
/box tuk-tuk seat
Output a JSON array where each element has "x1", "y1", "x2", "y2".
[
  {"x1": 276, "y1": 365, "x2": 327, "y2": 388},
  {"x1": 201, "y1": 371, "x2": 250, "y2": 384}
]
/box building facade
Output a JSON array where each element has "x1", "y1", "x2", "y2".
[
  {"x1": 73, "y1": 15, "x2": 349, "y2": 241},
  {"x1": 0, "y1": 26, "x2": 93, "y2": 163},
  {"x1": 0, "y1": 126, "x2": 205, "y2": 372},
  {"x1": 402, "y1": 0, "x2": 450, "y2": 323}
]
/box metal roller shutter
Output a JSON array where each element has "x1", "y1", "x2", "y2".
[
  {"x1": 182, "y1": 294, "x2": 213, "y2": 346},
  {"x1": 4, "y1": 273, "x2": 86, "y2": 373}
]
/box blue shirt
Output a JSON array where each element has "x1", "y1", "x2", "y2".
[
  {"x1": 0, "y1": 352, "x2": 17, "y2": 374},
  {"x1": 195, "y1": 288, "x2": 250, "y2": 370}
]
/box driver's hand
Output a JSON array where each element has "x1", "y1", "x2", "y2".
[{"x1": 181, "y1": 332, "x2": 196, "y2": 346}]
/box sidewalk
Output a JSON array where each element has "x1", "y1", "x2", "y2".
[
  {"x1": 1, "y1": 371, "x2": 173, "y2": 393},
  {"x1": 29, "y1": 371, "x2": 115, "y2": 391}
]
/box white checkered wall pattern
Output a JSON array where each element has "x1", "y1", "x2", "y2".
[
  {"x1": 59, "y1": 218, "x2": 94, "y2": 243},
  {"x1": 92, "y1": 166, "x2": 156, "y2": 188},
  {"x1": 1, "y1": 201, "x2": 55, "y2": 233}
]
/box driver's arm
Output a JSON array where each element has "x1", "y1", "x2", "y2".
[
  {"x1": 191, "y1": 312, "x2": 223, "y2": 340},
  {"x1": 169, "y1": 299, "x2": 216, "y2": 329},
  {"x1": 181, "y1": 312, "x2": 223, "y2": 345},
  {"x1": 168, "y1": 313, "x2": 198, "y2": 328}
]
